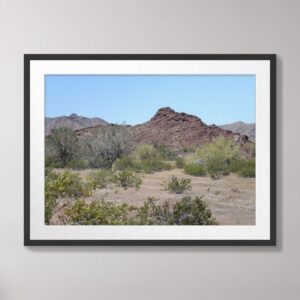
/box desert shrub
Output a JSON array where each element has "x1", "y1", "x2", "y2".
[
  {"x1": 135, "y1": 197, "x2": 173, "y2": 225},
  {"x1": 45, "y1": 170, "x2": 92, "y2": 200},
  {"x1": 243, "y1": 142, "x2": 255, "y2": 157},
  {"x1": 175, "y1": 157, "x2": 185, "y2": 168},
  {"x1": 113, "y1": 154, "x2": 172, "y2": 174},
  {"x1": 238, "y1": 160, "x2": 255, "y2": 178},
  {"x1": 45, "y1": 170, "x2": 93, "y2": 224},
  {"x1": 81, "y1": 125, "x2": 132, "y2": 168},
  {"x1": 112, "y1": 170, "x2": 143, "y2": 190},
  {"x1": 182, "y1": 147, "x2": 194, "y2": 153},
  {"x1": 184, "y1": 163, "x2": 206, "y2": 176},
  {"x1": 67, "y1": 159, "x2": 90, "y2": 170},
  {"x1": 61, "y1": 196, "x2": 217, "y2": 225},
  {"x1": 112, "y1": 155, "x2": 141, "y2": 172},
  {"x1": 88, "y1": 169, "x2": 114, "y2": 189},
  {"x1": 192, "y1": 136, "x2": 241, "y2": 179},
  {"x1": 163, "y1": 176, "x2": 192, "y2": 194},
  {"x1": 136, "y1": 196, "x2": 216, "y2": 225},
  {"x1": 172, "y1": 196, "x2": 216, "y2": 225},
  {"x1": 45, "y1": 155, "x2": 64, "y2": 168},
  {"x1": 225, "y1": 159, "x2": 246, "y2": 173},
  {"x1": 140, "y1": 157, "x2": 172, "y2": 173},
  {"x1": 46, "y1": 127, "x2": 79, "y2": 166},
  {"x1": 64, "y1": 199, "x2": 130, "y2": 225},
  {"x1": 224, "y1": 159, "x2": 255, "y2": 178},
  {"x1": 45, "y1": 196, "x2": 56, "y2": 225},
  {"x1": 155, "y1": 144, "x2": 177, "y2": 160},
  {"x1": 134, "y1": 144, "x2": 158, "y2": 160}
]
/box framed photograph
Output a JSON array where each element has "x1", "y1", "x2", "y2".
[{"x1": 24, "y1": 54, "x2": 276, "y2": 246}]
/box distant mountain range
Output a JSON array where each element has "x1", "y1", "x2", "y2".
[
  {"x1": 45, "y1": 113, "x2": 108, "y2": 135},
  {"x1": 219, "y1": 121, "x2": 255, "y2": 141},
  {"x1": 46, "y1": 109, "x2": 255, "y2": 148},
  {"x1": 71, "y1": 107, "x2": 251, "y2": 150}
]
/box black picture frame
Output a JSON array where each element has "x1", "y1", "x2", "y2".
[{"x1": 24, "y1": 54, "x2": 276, "y2": 246}]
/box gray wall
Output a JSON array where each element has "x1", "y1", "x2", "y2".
[{"x1": 0, "y1": 0, "x2": 298, "y2": 299}]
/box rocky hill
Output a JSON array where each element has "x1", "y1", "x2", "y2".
[
  {"x1": 69, "y1": 107, "x2": 250, "y2": 150},
  {"x1": 219, "y1": 121, "x2": 255, "y2": 141},
  {"x1": 45, "y1": 113, "x2": 108, "y2": 135},
  {"x1": 132, "y1": 107, "x2": 249, "y2": 149}
]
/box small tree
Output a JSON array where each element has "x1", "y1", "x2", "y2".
[
  {"x1": 81, "y1": 125, "x2": 132, "y2": 168},
  {"x1": 46, "y1": 127, "x2": 78, "y2": 166}
]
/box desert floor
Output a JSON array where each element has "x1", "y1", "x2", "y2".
[{"x1": 51, "y1": 168, "x2": 255, "y2": 225}]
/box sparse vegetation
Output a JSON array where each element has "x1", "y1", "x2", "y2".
[
  {"x1": 163, "y1": 176, "x2": 192, "y2": 194},
  {"x1": 67, "y1": 159, "x2": 90, "y2": 170},
  {"x1": 88, "y1": 169, "x2": 114, "y2": 189},
  {"x1": 112, "y1": 170, "x2": 143, "y2": 190},
  {"x1": 62, "y1": 196, "x2": 217, "y2": 225},
  {"x1": 45, "y1": 108, "x2": 255, "y2": 226},
  {"x1": 175, "y1": 157, "x2": 185, "y2": 168}
]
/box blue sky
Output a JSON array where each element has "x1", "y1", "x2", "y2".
[{"x1": 45, "y1": 75, "x2": 256, "y2": 125}]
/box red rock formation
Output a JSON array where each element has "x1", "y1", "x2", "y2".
[{"x1": 133, "y1": 107, "x2": 247, "y2": 149}]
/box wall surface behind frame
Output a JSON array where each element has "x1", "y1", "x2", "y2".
[{"x1": 0, "y1": 0, "x2": 298, "y2": 299}]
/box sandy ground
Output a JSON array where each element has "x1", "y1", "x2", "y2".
[{"x1": 51, "y1": 169, "x2": 255, "y2": 225}]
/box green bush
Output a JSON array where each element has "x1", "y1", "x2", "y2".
[
  {"x1": 135, "y1": 197, "x2": 173, "y2": 225},
  {"x1": 156, "y1": 144, "x2": 177, "y2": 160},
  {"x1": 192, "y1": 136, "x2": 241, "y2": 179},
  {"x1": 67, "y1": 159, "x2": 90, "y2": 170},
  {"x1": 112, "y1": 170, "x2": 143, "y2": 190},
  {"x1": 243, "y1": 142, "x2": 255, "y2": 157},
  {"x1": 182, "y1": 147, "x2": 194, "y2": 153},
  {"x1": 136, "y1": 196, "x2": 217, "y2": 225},
  {"x1": 172, "y1": 196, "x2": 216, "y2": 225},
  {"x1": 175, "y1": 157, "x2": 185, "y2": 168},
  {"x1": 64, "y1": 199, "x2": 130, "y2": 225},
  {"x1": 45, "y1": 170, "x2": 93, "y2": 224},
  {"x1": 45, "y1": 155, "x2": 63, "y2": 168},
  {"x1": 88, "y1": 169, "x2": 114, "y2": 189},
  {"x1": 63, "y1": 196, "x2": 217, "y2": 225},
  {"x1": 184, "y1": 163, "x2": 206, "y2": 176},
  {"x1": 112, "y1": 155, "x2": 141, "y2": 172},
  {"x1": 134, "y1": 144, "x2": 158, "y2": 160},
  {"x1": 224, "y1": 159, "x2": 255, "y2": 178},
  {"x1": 140, "y1": 157, "x2": 172, "y2": 173},
  {"x1": 163, "y1": 176, "x2": 192, "y2": 194},
  {"x1": 113, "y1": 154, "x2": 172, "y2": 174},
  {"x1": 238, "y1": 160, "x2": 255, "y2": 178}
]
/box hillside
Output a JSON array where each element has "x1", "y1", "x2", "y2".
[
  {"x1": 64, "y1": 107, "x2": 251, "y2": 150},
  {"x1": 219, "y1": 121, "x2": 255, "y2": 141},
  {"x1": 132, "y1": 107, "x2": 249, "y2": 149},
  {"x1": 45, "y1": 113, "x2": 108, "y2": 135}
]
